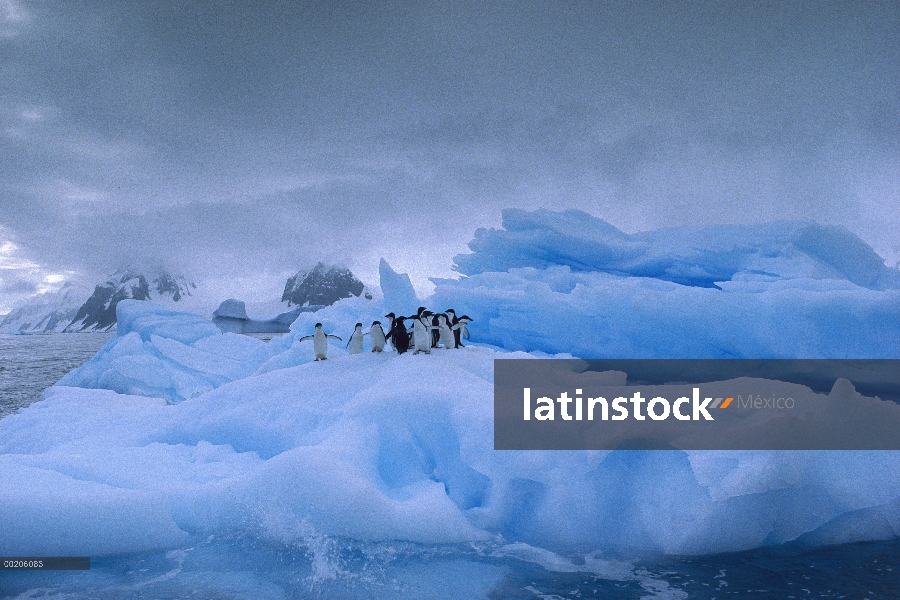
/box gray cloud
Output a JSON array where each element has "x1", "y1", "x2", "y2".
[
  {"x1": 0, "y1": 1, "x2": 898, "y2": 306},
  {"x1": 0, "y1": 273, "x2": 38, "y2": 295}
]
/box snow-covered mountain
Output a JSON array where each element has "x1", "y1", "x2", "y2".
[
  {"x1": 64, "y1": 269, "x2": 196, "y2": 332},
  {"x1": 281, "y1": 262, "x2": 369, "y2": 308},
  {"x1": 0, "y1": 283, "x2": 88, "y2": 334}
]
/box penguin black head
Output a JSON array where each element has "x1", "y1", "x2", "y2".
[
  {"x1": 371, "y1": 320, "x2": 381, "y2": 326},
  {"x1": 458, "y1": 315, "x2": 472, "y2": 322},
  {"x1": 385, "y1": 312, "x2": 395, "y2": 319},
  {"x1": 417, "y1": 306, "x2": 426, "y2": 315},
  {"x1": 314, "y1": 322, "x2": 323, "y2": 328},
  {"x1": 355, "y1": 322, "x2": 362, "y2": 328}
]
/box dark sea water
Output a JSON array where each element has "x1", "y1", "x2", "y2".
[
  {"x1": 0, "y1": 332, "x2": 115, "y2": 419},
  {"x1": 1, "y1": 334, "x2": 899, "y2": 599},
  {"x1": 2, "y1": 536, "x2": 899, "y2": 599}
]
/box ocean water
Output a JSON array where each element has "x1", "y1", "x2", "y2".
[
  {"x1": 1, "y1": 333, "x2": 899, "y2": 599},
  {"x1": 0, "y1": 332, "x2": 115, "y2": 419},
  {"x1": 2, "y1": 535, "x2": 898, "y2": 599}
]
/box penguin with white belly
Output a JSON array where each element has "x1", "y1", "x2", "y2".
[
  {"x1": 409, "y1": 307, "x2": 427, "y2": 348},
  {"x1": 436, "y1": 313, "x2": 457, "y2": 349},
  {"x1": 445, "y1": 309, "x2": 462, "y2": 347},
  {"x1": 298, "y1": 323, "x2": 343, "y2": 361},
  {"x1": 367, "y1": 320, "x2": 387, "y2": 352},
  {"x1": 346, "y1": 323, "x2": 365, "y2": 354},
  {"x1": 456, "y1": 315, "x2": 473, "y2": 345},
  {"x1": 412, "y1": 311, "x2": 437, "y2": 354}
]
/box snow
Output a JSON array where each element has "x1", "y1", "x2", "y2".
[
  {"x1": 57, "y1": 301, "x2": 266, "y2": 402},
  {"x1": 2, "y1": 210, "x2": 900, "y2": 577},
  {"x1": 434, "y1": 209, "x2": 900, "y2": 358},
  {"x1": 430, "y1": 266, "x2": 900, "y2": 358},
  {"x1": 0, "y1": 283, "x2": 87, "y2": 334},
  {"x1": 4, "y1": 305, "x2": 900, "y2": 560},
  {"x1": 454, "y1": 209, "x2": 900, "y2": 290}
]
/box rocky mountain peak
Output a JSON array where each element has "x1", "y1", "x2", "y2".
[
  {"x1": 281, "y1": 262, "x2": 367, "y2": 308},
  {"x1": 64, "y1": 269, "x2": 195, "y2": 332}
]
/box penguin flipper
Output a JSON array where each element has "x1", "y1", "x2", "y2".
[
  {"x1": 298, "y1": 335, "x2": 313, "y2": 342},
  {"x1": 327, "y1": 335, "x2": 343, "y2": 341}
]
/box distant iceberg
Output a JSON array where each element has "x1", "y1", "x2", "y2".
[{"x1": 211, "y1": 298, "x2": 323, "y2": 335}]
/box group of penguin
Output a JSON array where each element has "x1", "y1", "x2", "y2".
[{"x1": 298, "y1": 307, "x2": 473, "y2": 361}]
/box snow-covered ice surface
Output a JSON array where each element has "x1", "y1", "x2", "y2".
[
  {"x1": 434, "y1": 209, "x2": 900, "y2": 358},
  {"x1": 3, "y1": 211, "x2": 900, "y2": 598},
  {"x1": 3, "y1": 303, "x2": 900, "y2": 598}
]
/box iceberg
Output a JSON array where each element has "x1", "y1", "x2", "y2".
[
  {"x1": 211, "y1": 298, "x2": 323, "y2": 334},
  {"x1": 433, "y1": 209, "x2": 900, "y2": 358},
  {"x1": 454, "y1": 209, "x2": 900, "y2": 290},
  {"x1": 58, "y1": 301, "x2": 271, "y2": 402},
  {"x1": 430, "y1": 266, "x2": 900, "y2": 358},
  {"x1": 4, "y1": 300, "x2": 900, "y2": 563},
  {"x1": 3, "y1": 211, "x2": 900, "y2": 596},
  {"x1": 59, "y1": 298, "x2": 388, "y2": 402},
  {"x1": 379, "y1": 258, "x2": 420, "y2": 316}
]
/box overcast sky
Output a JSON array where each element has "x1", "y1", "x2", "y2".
[{"x1": 1, "y1": 1, "x2": 898, "y2": 311}]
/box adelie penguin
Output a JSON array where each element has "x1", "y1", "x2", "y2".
[
  {"x1": 298, "y1": 323, "x2": 343, "y2": 361},
  {"x1": 456, "y1": 315, "x2": 473, "y2": 345},
  {"x1": 436, "y1": 313, "x2": 458, "y2": 349},
  {"x1": 430, "y1": 312, "x2": 441, "y2": 348},
  {"x1": 410, "y1": 307, "x2": 427, "y2": 348},
  {"x1": 445, "y1": 309, "x2": 463, "y2": 348},
  {"x1": 367, "y1": 320, "x2": 386, "y2": 352},
  {"x1": 411, "y1": 311, "x2": 437, "y2": 355},
  {"x1": 384, "y1": 313, "x2": 397, "y2": 351},
  {"x1": 385, "y1": 313, "x2": 410, "y2": 354},
  {"x1": 346, "y1": 323, "x2": 364, "y2": 354}
]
